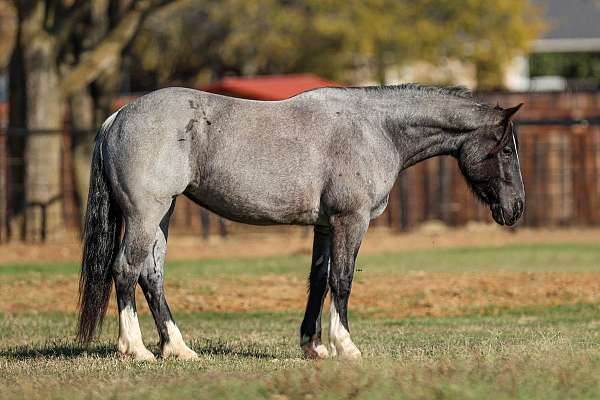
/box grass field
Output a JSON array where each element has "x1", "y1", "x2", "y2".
[{"x1": 1, "y1": 241, "x2": 600, "y2": 399}]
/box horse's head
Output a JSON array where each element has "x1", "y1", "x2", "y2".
[{"x1": 458, "y1": 104, "x2": 525, "y2": 226}]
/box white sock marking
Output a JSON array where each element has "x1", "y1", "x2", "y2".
[
  {"x1": 162, "y1": 320, "x2": 198, "y2": 359},
  {"x1": 117, "y1": 306, "x2": 154, "y2": 361},
  {"x1": 329, "y1": 301, "x2": 361, "y2": 359}
]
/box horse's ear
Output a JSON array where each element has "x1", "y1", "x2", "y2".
[
  {"x1": 503, "y1": 103, "x2": 523, "y2": 120},
  {"x1": 493, "y1": 103, "x2": 523, "y2": 126}
]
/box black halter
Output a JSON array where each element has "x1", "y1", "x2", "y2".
[{"x1": 487, "y1": 120, "x2": 515, "y2": 157}]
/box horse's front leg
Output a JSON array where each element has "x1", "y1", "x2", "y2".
[
  {"x1": 328, "y1": 211, "x2": 369, "y2": 360},
  {"x1": 299, "y1": 226, "x2": 331, "y2": 359}
]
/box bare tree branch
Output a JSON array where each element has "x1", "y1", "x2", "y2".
[
  {"x1": 60, "y1": 0, "x2": 178, "y2": 96},
  {"x1": 17, "y1": 0, "x2": 47, "y2": 40},
  {"x1": 51, "y1": 0, "x2": 91, "y2": 48}
]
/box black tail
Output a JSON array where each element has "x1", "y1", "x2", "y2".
[{"x1": 77, "y1": 114, "x2": 122, "y2": 343}]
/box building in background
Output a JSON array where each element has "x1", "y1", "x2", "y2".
[
  {"x1": 507, "y1": 0, "x2": 600, "y2": 91},
  {"x1": 380, "y1": 1, "x2": 600, "y2": 91}
]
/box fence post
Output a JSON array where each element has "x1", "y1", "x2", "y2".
[
  {"x1": 438, "y1": 157, "x2": 452, "y2": 224},
  {"x1": 0, "y1": 130, "x2": 5, "y2": 243},
  {"x1": 200, "y1": 208, "x2": 210, "y2": 239},
  {"x1": 398, "y1": 171, "x2": 410, "y2": 231}
]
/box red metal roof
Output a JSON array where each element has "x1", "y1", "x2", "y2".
[
  {"x1": 113, "y1": 95, "x2": 139, "y2": 110},
  {"x1": 200, "y1": 74, "x2": 340, "y2": 100}
]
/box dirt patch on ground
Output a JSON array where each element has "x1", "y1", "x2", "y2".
[
  {"x1": 0, "y1": 225, "x2": 598, "y2": 265},
  {"x1": 3, "y1": 271, "x2": 600, "y2": 319}
]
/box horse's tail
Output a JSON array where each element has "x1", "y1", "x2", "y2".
[{"x1": 77, "y1": 110, "x2": 123, "y2": 343}]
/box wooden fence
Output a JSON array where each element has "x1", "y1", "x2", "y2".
[{"x1": 1, "y1": 91, "x2": 599, "y2": 241}]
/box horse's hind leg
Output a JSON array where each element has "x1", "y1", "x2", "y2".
[
  {"x1": 138, "y1": 200, "x2": 197, "y2": 360},
  {"x1": 114, "y1": 201, "x2": 172, "y2": 361},
  {"x1": 328, "y1": 211, "x2": 369, "y2": 360},
  {"x1": 299, "y1": 226, "x2": 331, "y2": 359}
]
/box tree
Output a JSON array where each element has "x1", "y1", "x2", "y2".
[
  {"x1": 0, "y1": 1, "x2": 16, "y2": 69},
  {"x1": 8, "y1": 0, "x2": 174, "y2": 241},
  {"x1": 447, "y1": 0, "x2": 545, "y2": 89},
  {"x1": 131, "y1": 0, "x2": 544, "y2": 88},
  {"x1": 130, "y1": 0, "x2": 352, "y2": 87},
  {"x1": 529, "y1": 52, "x2": 600, "y2": 89},
  {"x1": 313, "y1": 0, "x2": 544, "y2": 87}
]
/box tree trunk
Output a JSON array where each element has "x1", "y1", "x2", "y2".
[
  {"x1": 8, "y1": 1, "x2": 171, "y2": 241},
  {"x1": 7, "y1": 21, "x2": 26, "y2": 240},
  {"x1": 70, "y1": 87, "x2": 94, "y2": 224},
  {"x1": 22, "y1": 35, "x2": 65, "y2": 241}
]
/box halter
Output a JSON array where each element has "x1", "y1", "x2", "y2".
[{"x1": 487, "y1": 120, "x2": 515, "y2": 157}]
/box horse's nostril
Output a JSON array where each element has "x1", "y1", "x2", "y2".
[{"x1": 515, "y1": 199, "x2": 524, "y2": 216}]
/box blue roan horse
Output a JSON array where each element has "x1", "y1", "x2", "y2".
[{"x1": 78, "y1": 84, "x2": 524, "y2": 360}]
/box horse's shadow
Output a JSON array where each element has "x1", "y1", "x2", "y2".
[
  {"x1": 193, "y1": 340, "x2": 278, "y2": 360},
  {"x1": 1, "y1": 340, "x2": 279, "y2": 360},
  {"x1": 0, "y1": 343, "x2": 115, "y2": 360}
]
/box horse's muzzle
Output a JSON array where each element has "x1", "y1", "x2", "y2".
[{"x1": 491, "y1": 198, "x2": 524, "y2": 226}]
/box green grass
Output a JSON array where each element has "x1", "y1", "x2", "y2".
[
  {"x1": 1, "y1": 243, "x2": 599, "y2": 279},
  {"x1": 1, "y1": 242, "x2": 600, "y2": 399}
]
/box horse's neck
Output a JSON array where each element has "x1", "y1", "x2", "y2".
[
  {"x1": 351, "y1": 91, "x2": 484, "y2": 170},
  {"x1": 393, "y1": 125, "x2": 465, "y2": 169}
]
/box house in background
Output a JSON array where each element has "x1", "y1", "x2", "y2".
[
  {"x1": 381, "y1": 0, "x2": 600, "y2": 92},
  {"x1": 507, "y1": 0, "x2": 600, "y2": 91}
]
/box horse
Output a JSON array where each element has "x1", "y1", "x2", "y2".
[{"x1": 77, "y1": 84, "x2": 525, "y2": 361}]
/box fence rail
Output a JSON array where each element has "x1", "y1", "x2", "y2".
[{"x1": 0, "y1": 117, "x2": 599, "y2": 242}]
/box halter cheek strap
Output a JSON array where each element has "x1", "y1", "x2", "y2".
[{"x1": 487, "y1": 120, "x2": 514, "y2": 157}]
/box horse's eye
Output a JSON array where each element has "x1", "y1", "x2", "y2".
[{"x1": 502, "y1": 147, "x2": 512, "y2": 155}]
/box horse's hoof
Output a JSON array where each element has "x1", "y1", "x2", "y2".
[
  {"x1": 330, "y1": 338, "x2": 361, "y2": 361},
  {"x1": 338, "y1": 347, "x2": 362, "y2": 361},
  {"x1": 132, "y1": 349, "x2": 157, "y2": 362},
  {"x1": 162, "y1": 343, "x2": 199, "y2": 360},
  {"x1": 302, "y1": 341, "x2": 329, "y2": 360},
  {"x1": 174, "y1": 348, "x2": 199, "y2": 360},
  {"x1": 329, "y1": 342, "x2": 337, "y2": 358},
  {"x1": 118, "y1": 341, "x2": 156, "y2": 362}
]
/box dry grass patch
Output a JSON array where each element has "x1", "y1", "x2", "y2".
[{"x1": 3, "y1": 271, "x2": 600, "y2": 319}]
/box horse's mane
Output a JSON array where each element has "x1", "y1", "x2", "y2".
[
  {"x1": 350, "y1": 83, "x2": 474, "y2": 100},
  {"x1": 347, "y1": 84, "x2": 516, "y2": 155},
  {"x1": 299, "y1": 83, "x2": 475, "y2": 101}
]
